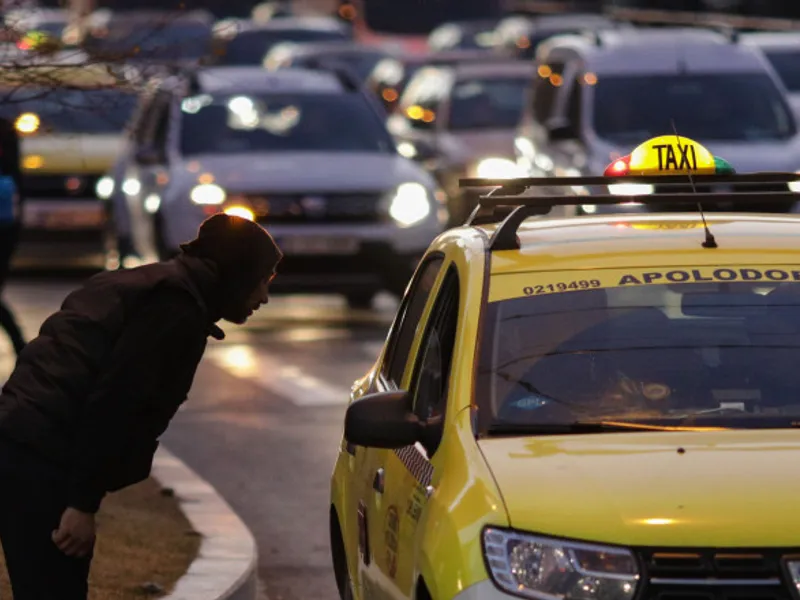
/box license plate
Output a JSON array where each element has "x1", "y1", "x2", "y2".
[
  {"x1": 278, "y1": 236, "x2": 359, "y2": 255},
  {"x1": 23, "y1": 203, "x2": 105, "y2": 229}
]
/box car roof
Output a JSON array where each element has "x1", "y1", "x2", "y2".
[
  {"x1": 450, "y1": 60, "x2": 537, "y2": 78},
  {"x1": 738, "y1": 31, "x2": 800, "y2": 51},
  {"x1": 471, "y1": 213, "x2": 800, "y2": 275},
  {"x1": 539, "y1": 28, "x2": 771, "y2": 74},
  {"x1": 238, "y1": 16, "x2": 348, "y2": 32},
  {"x1": 194, "y1": 66, "x2": 344, "y2": 94}
]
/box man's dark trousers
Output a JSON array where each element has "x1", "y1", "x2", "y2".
[{"x1": 0, "y1": 434, "x2": 93, "y2": 599}]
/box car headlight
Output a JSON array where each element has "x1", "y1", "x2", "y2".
[
  {"x1": 190, "y1": 183, "x2": 226, "y2": 205},
  {"x1": 389, "y1": 182, "x2": 431, "y2": 227},
  {"x1": 607, "y1": 183, "x2": 653, "y2": 196},
  {"x1": 476, "y1": 157, "x2": 522, "y2": 179},
  {"x1": 483, "y1": 528, "x2": 640, "y2": 600},
  {"x1": 788, "y1": 171, "x2": 800, "y2": 192},
  {"x1": 95, "y1": 176, "x2": 114, "y2": 199}
]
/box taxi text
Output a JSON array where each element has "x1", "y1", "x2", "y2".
[{"x1": 619, "y1": 267, "x2": 800, "y2": 285}]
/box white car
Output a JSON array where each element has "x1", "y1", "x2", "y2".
[{"x1": 109, "y1": 66, "x2": 446, "y2": 308}]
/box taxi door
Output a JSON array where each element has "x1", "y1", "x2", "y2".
[
  {"x1": 354, "y1": 255, "x2": 446, "y2": 600},
  {"x1": 362, "y1": 263, "x2": 461, "y2": 600}
]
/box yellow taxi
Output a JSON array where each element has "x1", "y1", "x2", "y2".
[
  {"x1": 0, "y1": 63, "x2": 138, "y2": 264},
  {"x1": 330, "y1": 134, "x2": 800, "y2": 600}
]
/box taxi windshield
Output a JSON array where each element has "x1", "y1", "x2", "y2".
[
  {"x1": 0, "y1": 88, "x2": 137, "y2": 134},
  {"x1": 447, "y1": 77, "x2": 529, "y2": 130},
  {"x1": 764, "y1": 50, "x2": 800, "y2": 92},
  {"x1": 592, "y1": 73, "x2": 796, "y2": 143},
  {"x1": 478, "y1": 268, "x2": 800, "y2": 433},
  {"x1": 179, "y1": 92, "x2": 394, "y2": 155}
]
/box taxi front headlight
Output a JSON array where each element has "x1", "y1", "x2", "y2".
[
  {"x1": 476, "y1": 157, "x2": 522, "y2": 179},
  {"x1": 483, "y1": 528, "x2": 640, "y2": 600},
  {"x1": 190, "y1": 183, "x2": 226, "y2": 205},
  {"x1": 389, "y1": 182, "x2": 430, "y2": 227}
]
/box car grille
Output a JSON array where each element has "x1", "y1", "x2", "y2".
[
  {"x1": 636, "y1": 548, "x2": 795, "y2": 600},
  {"x1": 651, "y1": 183, "x2": 794, "y2": 213},
  {"x1": 240, "y1": 192, "x2": 385, "y2": 224},
  {"x1": 22, "y1": 174, "x2": 102, "y2": 200}
]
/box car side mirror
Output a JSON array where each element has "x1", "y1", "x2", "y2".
[
  {"x1": 546, "y1": 118, "x2": 578, "y2": 142},
  {"x1": 344, "y1": 390, "x2": 423, "y2": 449},
  {"x1": 135, "y1": 146, "x2": 161, "y2": 165}
]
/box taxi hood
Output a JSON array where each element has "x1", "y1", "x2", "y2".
[
  {"x1": 479, "y1": 429, "x2": 800, "y2": 547},
  {"x1": 22, "y1": 134, "x2": 124, "y2": 174},
  {"x1": 177, "y1": 152, "x2": 434, "y2": 192}
]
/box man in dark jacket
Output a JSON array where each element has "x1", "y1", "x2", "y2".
[{"x1": 0, "y1": 212, "x2": 282, "y2": 599}]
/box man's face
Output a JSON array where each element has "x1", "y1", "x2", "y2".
[{"x1": 221, "y1": 268, "x2": 277, "y2": 325}]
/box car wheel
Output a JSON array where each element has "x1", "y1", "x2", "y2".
[{"x1": 346, "y1": 291, "x2": 376, "y2": 310}]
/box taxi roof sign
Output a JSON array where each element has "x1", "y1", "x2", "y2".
[{"x1": 604, "y1": 135, "x2": 735, "y2": 177}]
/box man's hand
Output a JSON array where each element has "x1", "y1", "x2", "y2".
[{"x1": 52, "y1": 507, "x2": 96, "y2": 557}]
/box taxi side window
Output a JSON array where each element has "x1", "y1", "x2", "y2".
[
  {"x1": 411, "y1": 268, "x2": 459, "y2": 420},
  {"x1": 381, "y1": 256, "x2": 445, "y2": 386},
  {"x1": 409, "y1": 267, "x2": 459, "y2": 454},
  {"x1": 532, "y1": 60, "x2": 566, "y2": 125}
]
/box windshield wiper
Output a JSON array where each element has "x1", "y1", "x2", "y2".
[{"x1": 486, "y1": 421, "x2": 674, "y2": 436}]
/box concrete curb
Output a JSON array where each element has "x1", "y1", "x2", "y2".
[{"x1": 151, "y1": 446, "x2": 259, "y2": 600}]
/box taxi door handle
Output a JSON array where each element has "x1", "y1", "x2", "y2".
[{"x1": 373, "y1": 468, "x2": 384, "y2": 494}]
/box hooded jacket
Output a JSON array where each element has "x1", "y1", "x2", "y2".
[{"x1": 0, "y1": 253, "x2": 224, "y2": 513}]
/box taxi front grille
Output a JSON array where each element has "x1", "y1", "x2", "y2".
[
  {"x1": 22, "y1": 174, "x2": 102, "y2": 200},
  {"x1": 637, "y1": 549, "x2": 794, "y2": 600},
  {"x1": 651, "y1": 183, "x2": 794, "y2": 213},
  {"x1": 241, "y1": 192, "x2": 384, "y2": 224}
]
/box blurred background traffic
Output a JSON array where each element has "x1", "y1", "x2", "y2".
[{"x1": 1, "y1": 0, "x2": 800, "y2": 309}]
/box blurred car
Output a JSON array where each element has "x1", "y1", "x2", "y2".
[
  {"x1": 251, "y1": 0, "x2": 294, "y2": 24},
  {"x1": 514, "y1": 28, "x2": 800, "y2": 215},
  {"x1": 75, "y1": 9, "x2": 215, "y2": 68},
  {"x1": 210, "y1": 16, "x2": 351, "y2": 66},
  {"x1": 109, "y1": 66, "x2": 445, "y2": 307},
  {"x1": 330, "y1": 152, "x2": 800, "y2": 600},
  {"x1": 427, "y1": 18, "x2": 502, "y2": 52},
  {"x1": 494, "y1": 12, "x2": 627, "y2": 59},
  {"x1": 0, "y1": 64, "x2": 138, "y2": 266},
  {"x1": 740, "y1": 32, "x2": 800, "y2": 118},
  {"x1": 264, "y1": 41, "x2": 395, "y2": 83},
  {"x1": 366, "y1": 49, "x2": 522, "y2": 115},
  {"x1": 387, "y1": 61, "x2": 535, "y2": 224}
]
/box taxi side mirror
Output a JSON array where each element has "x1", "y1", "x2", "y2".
[{"x1": 344, "y1": 390, "x2": 422, "y2": 449}]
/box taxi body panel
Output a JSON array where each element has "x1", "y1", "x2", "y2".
[{"x1": 332, "y1": 157, "x2": 800, "y2": 599}]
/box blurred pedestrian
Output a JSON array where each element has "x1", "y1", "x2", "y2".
[
  {"x1": 0, "y1": 213, "x2": 282, "y2": 599},
  {"x1": 0, "y1": 115, "x2": 26, "y2": 355}
]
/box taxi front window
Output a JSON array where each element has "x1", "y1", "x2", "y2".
[
  {"x1": 179, "y1": 92, "x2": 394, "y2": 155},
  {"x1": 0, "y1": 88, "x2": 137, "y2": 134},
  {"x1": 764, "y1": 51, "x2": 800, "y2": 92},
  {"x1": 477, "y1": 268, "x2": 800, "y2": 432},
  {"x1": 447, "y1": 77, "x2": 529, "y2": 130},
  {"x1": 592, "y1": 73, "x2": 795, "y2": 143}
]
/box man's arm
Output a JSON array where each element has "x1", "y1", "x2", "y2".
[{"x1": 67, "y1": 289, "x2": 207, "y2": 514}]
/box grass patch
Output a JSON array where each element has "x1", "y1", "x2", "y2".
[{"x1": 0, "y1": 477, "x2": 201, "y2": 598}]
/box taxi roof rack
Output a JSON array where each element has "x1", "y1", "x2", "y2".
[{"x1": 459, "y1": 173, "x2": 800, "y2": 251}]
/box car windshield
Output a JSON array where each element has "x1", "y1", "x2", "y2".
[
  {"x1": 179, "y1": 92, "x2": 394, "y2": 155},
  {"x1": 764, "y1": 50, "x2": 800, "y2": 92},
  {"x1": 85, "y1": 22, "x2": 212, "y2": 60},
  {"x1": 0, "y1": 88, "x2": 137, "y2": 133},
  {"x1": 592, "y1": 73, "x2": 796, "y2": 143},
  {"x1": 298, "y1": 50, "x2": 387, "y2": 81},
  {"x1": 447, "y1": 76, "x2": 529, "y2": 130},
  {"x1": 477, "y1": 262, "x2": 800, "y2": 433},
  {"x1": 218, "y1": 28, "x2": 348, "y2": 65}
]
